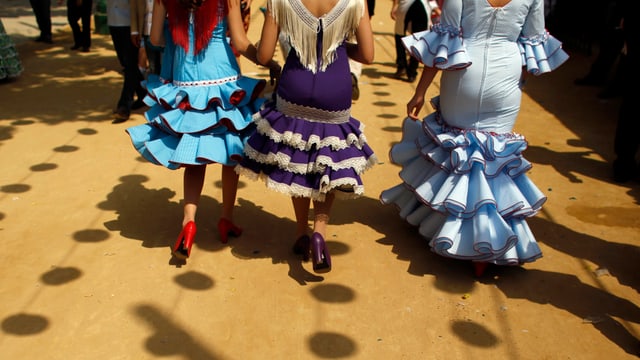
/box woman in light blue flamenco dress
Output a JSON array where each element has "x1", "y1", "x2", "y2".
[
  {"x1": 380, "y1": 0, "x2": 569, "y2": 276},
  {"x1": 126, "y1": 0, "x2": 280, "y2": 261}
]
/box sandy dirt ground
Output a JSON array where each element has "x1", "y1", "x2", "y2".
[{"x1": 1, "y1": 0, "x2": 639, "y2": 359}]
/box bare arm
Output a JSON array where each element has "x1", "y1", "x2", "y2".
[
  {"x1": 407, "y1": 66, "x2": 438, "y2": 120},
  {"x1": 256, "y1": 4, "x2": 279, "y2": 66},
  {"x1": 346, "y1": 1, "x2": 374, "y2": 64},
  {"x1": 227, "y1": 0, "x2": 280, "y2": 82},
  {"x1": 149, "y1": 0, "x2": 166, "y2": 47}
]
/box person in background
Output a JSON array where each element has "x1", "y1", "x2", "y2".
[
  {"x1": 131, "y1": 0, "x2": 162, "y2": 77},
  {"x1": 61, "y1": 0, "x2": 93, "y2": 52},
  {"x1": 573, "y1": 0, "x2": 624, "y2": 99},
  {"x1": 108, "y1": 0, "x2": 147, "y2": 123},
  {"x1": 0, "y1": 18, "x2": 23, "y2": 81},
  {"x1": 612, "y1": 2, "x2": 639, "y2": 183},
  {"x1": 29, "y1": 0, "x2": 53, "y2": 43},
  {"x1": 390, "y1": 0, "x2": 437, "y2": 82}
]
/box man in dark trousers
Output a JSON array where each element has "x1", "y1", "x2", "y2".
[
  {"x1": 64, "y1": 0, "x2": 93, "y2": 51},
  {"x1": 30, "y1": 0, "x2": 53, "y2": 43},
  {"x1": 612, "y1": 0, "x2": 639, "y2": 182},
  {"x1": 108, "y1": 0, "x2": 146, "y2": 123}
]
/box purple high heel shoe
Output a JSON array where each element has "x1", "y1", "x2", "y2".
[
  {"x1": 311, "y1": 233, "x2": 331, "y2": 273},
  {"x1": 292, "y1": 235, "x2": 311, "y2": 261}
]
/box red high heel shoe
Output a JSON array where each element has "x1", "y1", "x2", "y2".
[
  {"x1": 473, "y1": 261, "x2": 489, "y2": 277},
  {"x1": 173, "y1": 221, "x2": 196, "y2": 259},
  {"x1": 218, "y1": 218, "x2": 242, "y2": 244},
  {"x1": 292, "y1": 235, "x2": 310, "y2": 262},
  {"x1": 311, "y1": 233, "x2": 331, "y2": 273}
]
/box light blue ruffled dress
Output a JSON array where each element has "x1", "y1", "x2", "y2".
[
  {"x1": 380, "y1": 0, "x2": 568, "y2": 265},
  {"x1": 126, "y1": 18, "x2": 266, "y2": 170}
]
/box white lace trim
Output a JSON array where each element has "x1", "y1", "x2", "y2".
[
  {"x1": 276, "y1": 95, "x2": 350, "y2": 124},
  {"x1": 243, "y1": 144, "x2": 377, "y2": 174},
  {"x1": 252, "y1": 113, "x2": 368, "y2": 151},
  {"x1": 268, "y1": 0, "x2": 364, "y2": 73},
  {"x1": 173, "y1": 75, "x2": 238, "y2": 87},
  {"x1": 235, "y1": 166, "x2": 367, "y2": 201}
]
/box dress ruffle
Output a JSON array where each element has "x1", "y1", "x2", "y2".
[
  {"x1": 401, "y1": 24, "x2": 472, "y2": 70},
  {"x1": 236, "y1": 102, "x2": 378, "y2": 201},
  {"x1": 380, "y1": 101, "x2": 545, "y2": 265},
  {"x1": 127, "y1": 75, "x2": 266, "y2": 169},
  {"x1": 518, "y1": 31, "x2": 569, "y2": 75},
  {"x1": 0, "y1": 20, "x2": 23, "y2": 79}
]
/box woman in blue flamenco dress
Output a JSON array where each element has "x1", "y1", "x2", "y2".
[
  {"x1": 126, "y1": 0, "x2": 280, "y2": 260},
  {"x1": 380, "y1": 0, "x2": 569, "y2": 276},
  {"x1": 235, "y1": 0, "x2": 376, "y2": 273}
]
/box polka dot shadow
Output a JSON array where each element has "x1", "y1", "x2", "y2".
[
  {"x1": 2, "y1": 313, "x2": 49, "y2": 335},
  {"x1": 308, "y1": 331, "x2": 357, "y2": 358},
  {"x1": 173, "y1": 271, "x2": 215, "y2": 291}
]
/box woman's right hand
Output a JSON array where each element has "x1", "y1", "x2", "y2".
[{"x1": 407, "y1": 94, "x2": 425, "y2": 120}]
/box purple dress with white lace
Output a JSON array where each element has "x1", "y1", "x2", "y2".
[
  {"x1": 380, "y1": 0, "x2": 569, "y2": 265},
  {"x1": 236, "y1": 0, "x2": 377, "y2": 201}
]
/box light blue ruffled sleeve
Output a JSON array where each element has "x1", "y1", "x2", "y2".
[
  {"x1": 401, "y1": 23, "x2": 472, "y2": 70},
  {"x1": 519, "y1": 0, "x2": 569, "y2": 75},
  {"x1": 518, "y1": 31, "x2": 569, "y2": 75}
]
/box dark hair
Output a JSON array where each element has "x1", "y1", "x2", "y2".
[{"x1": 178, "y1": 0, "x2": 204, "y2": 10}]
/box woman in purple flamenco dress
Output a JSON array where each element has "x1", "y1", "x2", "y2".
[
  {"x1": 380, "y1": 0, "x2": 569, "y2": 276},
  {"x1": 235, "y1": 0, "x2": 376, "y2": 273}
]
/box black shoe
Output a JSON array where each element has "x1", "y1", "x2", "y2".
[
  {"x1": 612, "y1": 159, "x2": 638, "y2": 183},
  {"x1": 112, "y1": 107, "x2": 130, "y2": 123},
  {"x1": 407, "y1": 75, "x2": 417, "y2": 83},
  {"x1": 80, "y1": 47, "x2": 90, "y2": 53},
  {"x1": 394, "y1": 68, "x2": 406, "y2": 80},
  {"x1": 351, "y1": 73, "x2": 360, "y2": 101},
  {"x1": 35, "y1": 36, "x2": 53, "y2": 44},
  {"x1": 131, "y1": 99, "x2": 146, "y2": 110},
  {"x1": 70, "y1": 44, "x2": 81, "y2": 50}
]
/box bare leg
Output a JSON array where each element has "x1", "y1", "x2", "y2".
[
  {"x1": 221, "y1": 165, "x2": 239, "y2": 220},
  {"x1": 310, "y1": 193, "x2": 334, "y2": 273},
  {"x1": 183, "y1": 165, "x2": 206, "y2": 226},
  {"x1": 312, "y1": 192, "x2": 334, "y2": 237},
  {"x1": 291, "y1": 196, "x2": 311, "y2": 238}
]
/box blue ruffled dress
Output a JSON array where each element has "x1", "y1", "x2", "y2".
[
  {"x1": 126, "y1": 18, "x2": 266, "y2": 170},
  {"x1": 380, "y1": 0, "x2": 569, "y2": 265}
]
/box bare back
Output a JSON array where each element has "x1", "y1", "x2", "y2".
[
  {"x1": 299, "y1": 0, "x2": 341, "y2": 18},
  {"x1": 486, "y1": 0, "x2": 512, "y2": 7}
]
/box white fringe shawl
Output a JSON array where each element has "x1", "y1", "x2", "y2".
[{"x1": 268, "y1": 0, "x2": 364, "y2": 73}]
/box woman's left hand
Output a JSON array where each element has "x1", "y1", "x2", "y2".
[{"x1": 268, "y1": 61, "x2": 281, "y2": 86}]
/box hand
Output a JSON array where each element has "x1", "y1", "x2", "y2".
[
  {"x1": 131, "y1": 34, "x2": 141, "y2": 48},
  {"x1": 406, "y1": 94, "x2": 425, "y2": 120},
  {"x1": 268, "y1": 61, "x2": 281, "y2": 86}
]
